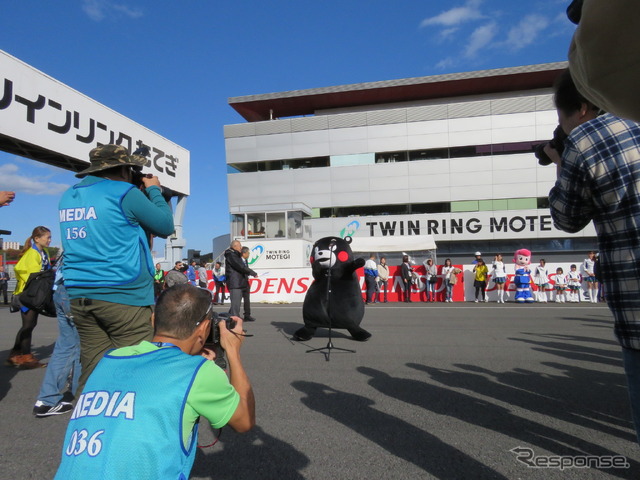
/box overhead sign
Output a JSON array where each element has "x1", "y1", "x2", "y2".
[
  {"x1": 311, "y1": 210, "x2": 596, "y2": 243},
  {"x1": 0, "y1": 50, "x2": 190, "y2": 195}
]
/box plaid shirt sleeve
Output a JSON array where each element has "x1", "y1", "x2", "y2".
[
  {"x1": 549, "y1": 114, "x2": 640, "y2": 350},
  {"x1": 548, "y1": 127, "x2": 597, "y2": 233}
]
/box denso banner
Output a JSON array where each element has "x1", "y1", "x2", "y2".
[{"x1": 206, "y1": 263, "x2": 585, "y2": 303}]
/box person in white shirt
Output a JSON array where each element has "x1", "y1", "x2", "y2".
[
  {"x1": 423, "y1": 258, "x2": 438, "y2": 302},
  {"x1": 567, "y1": 264, "x2": 582, "y2": 302},
  {"x1": 377, "y1": 257, "x2": 389, "y2": 303},
  {"x1": 534, "y1": 259, "x2": 550, "y2": 303},
  {"x1": 583, "y1": 251, "x2": 598, "y2": 303},
  {"x1": 212, "y1": 262, "x2": 226, "y2": 305},
  {"x1": 554, "y1": 267, "x2": 567, "y2": 303},
  {"x1": 491, "y1": 254, "x2": 507, "y2": 303},
  {"x1": 363, "y1": 254, "x2": 378, "y2": 304},
  {"x1": 441, "y1": 258, "x2": 457, "y2": 303}
]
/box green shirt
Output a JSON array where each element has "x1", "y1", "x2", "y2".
[{"x1": 110, "y1": 341, "x2": 240, "y2": 445}]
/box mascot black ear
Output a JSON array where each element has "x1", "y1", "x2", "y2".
[{"x1": 344, "y1": 236, "x2": 352, "y2": 244}]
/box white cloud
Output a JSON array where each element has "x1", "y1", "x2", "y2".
[
  {"x1": 421, "y1": 0, "x2": 484, "y2": 27},
  {"x1": 82, "y1": 0, "x2": 143, "y2": 22},
  {"x1": 439, "y1": 27, "x2": 459, "y2": 41},
  {"x1": 435, "y1": 57, "x2": 457, "y2": 70},
  {"x1": 0, "y1": 164, "x2": 70, "y2": 196},
  {"x1": 505, "y1": 14, "x2": 549, "y2": 51},
  {"x1": 464, "y1": 22, "x2": 497, "y2": 57}
]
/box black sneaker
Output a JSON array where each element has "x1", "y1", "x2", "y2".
[
  {"x1": 33, "y1": 401, "x2": 73, "y2": 418},
  {"x1": 244, "y1": 315, "x2": 256, "y2": 322}
]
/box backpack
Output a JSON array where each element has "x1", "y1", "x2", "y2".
[{"x1": 19, "y1": 269, "x2": 56, "y2": 317}]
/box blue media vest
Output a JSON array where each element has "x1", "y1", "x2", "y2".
[
  {"x1": 59, "y1": 179, "x2": 155, "y2": 288},
  {"x1": 55, "y1": 347, "x2": 207, "y2": 480}
]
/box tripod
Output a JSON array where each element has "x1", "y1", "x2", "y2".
[{"x1": 306, "y1": 260, "x2": 355, "y2": 361}]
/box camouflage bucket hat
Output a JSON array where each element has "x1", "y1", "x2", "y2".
[{"x1": 75, "y1": 144, "x2": 148, "y2": 178}]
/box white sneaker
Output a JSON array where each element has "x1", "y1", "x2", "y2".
[
  {"x1": 475, "y1": 299, "x2": 479, "y2": 303},
  {"x1": 484, "y1": 298, "x2": 488, "y2": 302}
]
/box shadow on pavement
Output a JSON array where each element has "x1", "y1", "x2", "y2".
[
  {"x1": 292, "y1": 380, "x2": 509, "y2": 480},
  {"x1": 0, "y1": 343, "x2": 53, "y2": 402},
  {"x1": 191, "y1": 425, "x2": 309, "y2": 480},
  {"x1": 361, "y1": 365, "x2": 638, "y2": 479}
]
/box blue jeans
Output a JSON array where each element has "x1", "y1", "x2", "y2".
[
  {"x1": 622, "y1": 347, "x2": 640, "y2": 444},
  {"x1": 445, "y1": 281, "x2": 453, "y2": 301},
  {"x1": 37, "y1": 285, "x2": 81, "y2": 406}
]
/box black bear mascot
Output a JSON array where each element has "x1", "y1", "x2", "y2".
[{"x1": 294, "y1": 236, "x2": 372, "y2": 342}]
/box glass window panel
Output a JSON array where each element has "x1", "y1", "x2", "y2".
[
  {"x1": 246, "y1": 213, "x2": 266, "y2": 238},
  {"x1": 231, "y1": 214, "x2": 245, "y2": 239},
  {"x1": 266, "y1": 212, "x2": 286, "y2": 238},
  {"x1": 288, "y1": 211, "x2": 303, "y2": 239}
]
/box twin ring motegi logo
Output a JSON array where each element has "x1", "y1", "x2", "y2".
[
  {"x1": 247, "y1": 245, "x2": 264, "y2": 266},
  {"x1": 248, "y1": 244, "x2": 292, "y2": 266}
]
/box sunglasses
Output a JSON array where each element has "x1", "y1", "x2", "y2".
[{"x1": 195, "y1": 303, "x2": 214, "y2": 327}]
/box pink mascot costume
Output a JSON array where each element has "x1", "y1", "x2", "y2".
[{"x1": 513, "y1": 249, "x2": 534, "y2": 303}]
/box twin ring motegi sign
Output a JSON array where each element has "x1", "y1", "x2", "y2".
[
  {"x1": 0, "y1": 50, "x2": 190, "y2": 195},
  {"x1": 311, "y1": 209, "x2": 596, "y2": 242}
]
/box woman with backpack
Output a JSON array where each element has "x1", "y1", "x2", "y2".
[{"x1": 7, "y1": 226, "x2": 51, "y2": 369}]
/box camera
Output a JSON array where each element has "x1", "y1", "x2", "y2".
[
  {"x1": 129, "y1": 146, "x2": 177, "y2": 202},
  {"x1": 205, "y1": 312, "x2": 237, "y2": 370},
  {"x1": 534, "y1": 125, "x2": 568, "y2": 166}
]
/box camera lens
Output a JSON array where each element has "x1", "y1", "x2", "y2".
[{"x1": 534, "y1": 143, "x2": 553, "y2": 166}]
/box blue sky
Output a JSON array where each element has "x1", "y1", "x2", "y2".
[{"x1": 0, "y1": 0, "x2": 575, "y2": 256}]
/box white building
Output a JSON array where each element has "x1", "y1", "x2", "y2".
[
  {"x1": 224, "y1": 62, "x2": 597, "y2": 265},
  {"x1": 0, "y1": 240, "x2": 20, "y2": 251}
]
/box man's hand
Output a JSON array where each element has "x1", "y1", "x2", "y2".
[
  {"x1": 220, "y1": 314, "x2": 255, "y2": 433},
  {"x1": 0, "y1": 191, "x2": 15, "y2": 207},
  {"x1": 219, "y1": 316, "x2": 245, "y2": 354},
  {"x1": 141, "y1": 175, "x2": 161, "y2": 189},
  {"x1": 250, "y1": 270, "x2": 258, "y2": 277},
  {"x1": 200, "y1": 347, "x2": 216, "y2": 361},
  {"x1": 543, "y1": 143, "x2": 562, "y2": 166}
]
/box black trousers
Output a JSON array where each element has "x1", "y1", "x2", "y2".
[
  {"x1": 402, "y1": 279, "x2": 411, "y2": 302},
  {"x1": 365, "y1": 275, "x2": 377, "y2": 303},
  {"x1": 214, "y1": 281, "x2": 225, "y2": 304},
  {"x1": 242, "y1": 287, "x2": 251, "y2": 316},
  {"x1": 0, "y1": 283, "x2": 7, "y2": 303}
]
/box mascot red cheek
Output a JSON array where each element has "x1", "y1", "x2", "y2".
[{"x1": 294, "y1": 236, "x2": 372, "y2": 342}]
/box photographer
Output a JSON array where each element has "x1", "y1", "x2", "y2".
[
  {"x1": 548, "y1": 69, "x2": 640, "y2": 443},
  {"x1": 54, "y1": 284, "x2": 255, "y2": 479},
  {"x1": 59, "y1": 144, "x2": 174, "y2": 393}
]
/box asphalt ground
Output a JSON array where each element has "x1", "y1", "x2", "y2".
[{"x1": 1, "y1": 300, "x2": 639, "y2": 480}]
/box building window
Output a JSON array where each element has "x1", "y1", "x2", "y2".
[
  {"x1": 266, "y1": 212, "x2": 286, "y2": 238},
  {"x1": 375, "y1": 151, "x2": 408, "y2": 163},
  {"x1": 330, "y1": 153, "x2": 375, "y2": 167},
  {"x1": 228, "y1": 140, "x2": 543, "y2": 173},
  {"x1": 411, "y1": 202, "x2": 451, "y2": 214},
  {"x1": 409, "y1": 149, "x2": 448, "y2": 161},
  {"x1": 231, "y1": 214, "x2": 244, "y2": 238},
  {"x1": 537, "y1": 197, "x2": 550, "y2": 209},
  {"x1": 287, "y1": 211, "x2": 303, "y2": 239},
  {"x1": 246, "y1": 213, "x2": 265, "y2": 237}
]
